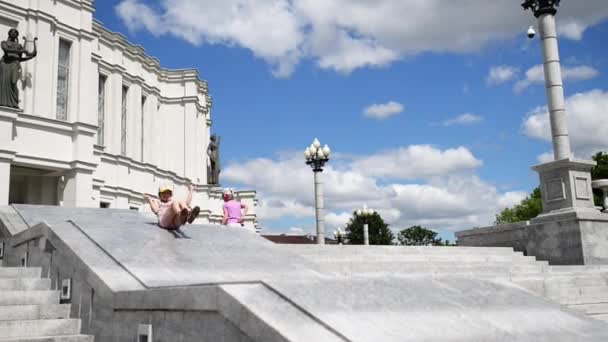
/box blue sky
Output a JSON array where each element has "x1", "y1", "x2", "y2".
[{"x1": 95, "y1": 1, "x2": 608, "y2": 241}]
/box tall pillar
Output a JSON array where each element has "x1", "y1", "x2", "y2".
[
  {"x1": 0, "y1": 158, "x2": 11, "y2": 206},
  {"x1": 538, "y1": 13, "x2": 571, "y2": 161},
  {"x1": 313, "y1": 170, "x2": 325, "y2": 245},
  {"x1": 524, "y1": 1, "x2": 597, "y2": 214}
]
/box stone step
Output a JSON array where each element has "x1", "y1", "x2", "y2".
[
  {"x1": 309, "y1": 255, "x2": 542, "y2": 264},
  {"x1": 0, "y1": 335, "x2": 93, "y2": 342},
  {"x1": 289, "y1": 247, "x2": 519, "y2": 256},
  {"x1": 568, "y1": 303, "x2": 608, "y2": 315},
  {"x1": 543, "y1": 275, "x2": 608, "y2": 288},
  {"x1": 320, "y1": 263, "x2": 545, "y2": 276},
  {"x1": 0, "y1": 319, "x2": 81, "y2": 339},
  {"x1": 0, "y1": 304, "x2": 71, "y2": 321},
  {"x1": 588, "y1": 313, "x2": 608, "y2": 323},
  {"x1": 0, "y1": 268, "x2": 42, "y2": 279},
  {"x1": 0, "y1": 278, "x2": 52, "y2": 291},
  {"x1": 547, "y1": 286, "x2": 608, "y2": 305},
  {"x1": 0, "y1": 291, "x2": 59, "y2": 306}
]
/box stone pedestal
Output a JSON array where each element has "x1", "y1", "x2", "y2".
[{"x1": 532, "y1": 158, "x2": 596, "y2": 214}]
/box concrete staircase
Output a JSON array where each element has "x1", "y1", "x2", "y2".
[
  {"x1": 537, "y1": 266, "x2": 608, "y2": 323},
  {"x1": 283, "y1": 245, "x2": 608, "y2": 323},
  {"x1": 0, "y1": 266, "x2": 93, "y2": 341}
]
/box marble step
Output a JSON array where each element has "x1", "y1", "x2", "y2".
[
  {"x1": 588, "y1": 313, "x2": 608, "y2": 323},
  {"x1": 543, "y1": 275, "x2": 608, "y2": 288},
  {"x1": 0, "y1": 304, "x2": 71, "y2": 321},
  {"x1": 0, "y1": 268, "x2": 42, "y2": 279},
  {"x1": 320, "y1": 264, "x2": 545, "y2": 276},
  {"x1": 546, "y1": 286, "x2": 608, "y2": 305},
  {"x1": 308, "y1": 255, "x2": 542, "y2": 263},
  {"x1": 0, "y1": 291, "x2": 59, "y2": 306},
  {"x1": 0, "y1": 319, "x2": 81, "y2": 339},
  {"x1": 568, "y1": 303, "x2": 608, "y2": 315},
  {"x1": 0, "y1": 278, "x2": 52, "y2": 291},
  {"x1": 0, "y1": 335, "x2": 93, "y2": 342}
]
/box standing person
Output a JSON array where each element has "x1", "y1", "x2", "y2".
[
  {"x1": 145, "y1": 184, "x2": 200, "y2": 230},
  {"x1": 222, "y1": 188, "x2": 249, "y2": 228}
]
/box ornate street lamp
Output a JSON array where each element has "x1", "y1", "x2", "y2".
[
  {"x1": 304, "y1": 138, "x2": 331, "y2": 244},
  {"x1": 333, "y1": 227, "x2": 345, "y2": 245},
  {"x1": 356, "y1": 204, "x2": 375, "y2": 246}
]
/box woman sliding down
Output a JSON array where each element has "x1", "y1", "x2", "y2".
[{"x1": 145, "y1": 184, "x2": 200, "y2": 230}]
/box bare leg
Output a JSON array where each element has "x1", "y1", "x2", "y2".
[{"x1": 170, "y1": 201, "x2": 189, "y2": 227}]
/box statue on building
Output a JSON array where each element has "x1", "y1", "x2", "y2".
[
  {"x1": 207, "y1": 134, "x2": 221, "y2": 185},
  {"x1": 0, "y1": 29, "x2": 37, "y2": 109}
]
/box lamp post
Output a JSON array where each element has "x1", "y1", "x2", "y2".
[
  {"x1": 523, "y1": 0, "x2": 597, "y2": 215},
  {"x1": 522, "y1": 0, "x2": 571, "y2": 161},
  {"x1": 356, "y1": 204, "x2": 375, "y2": 246},
  {"x1": 333, "y1": 227, "x2": 345, "y2": 245},
  {"x1": 304, "y1": 138, "x2": 331, "y2": 245}
]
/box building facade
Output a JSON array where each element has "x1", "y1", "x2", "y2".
[{"x1": 0, "y1": 0, "x2": 257, "y2": 230}]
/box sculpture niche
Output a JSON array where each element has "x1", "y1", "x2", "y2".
[
  {"x1": 207, "y1": 134, "x2": 221, "y2": 185},
  {"x1": 0, "y1": 28, "x2": 37, "y2": 109}
]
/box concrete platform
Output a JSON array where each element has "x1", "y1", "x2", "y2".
[{"x1": 2, "y1": 205, "x2": 608, "y2": 341}]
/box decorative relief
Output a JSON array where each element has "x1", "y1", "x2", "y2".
[
  {"x1": 574, "y1": 176, "x2": 591, "y2": 200},
  {"x1": 546, "y1": 177, "x2": 566, "y2": 202}
]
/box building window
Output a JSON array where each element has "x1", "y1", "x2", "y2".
[
  {"x1": 141, "y1": 95, "x2": 147, "y2": 162},
  {"x1": 97, "y1": 75, "x2": 106, "y2": 145},
  {"x1": 56, "y1": 39, "x2": 71, "y2": 121},
  {"x1": 121, "y1": 86, "x2": 128, "y2": 156},
  {"x1": 100, "y1": 202, "x2": 110, "y2": 208}
]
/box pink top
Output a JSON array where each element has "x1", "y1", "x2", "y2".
[{"x1": 223, "y1": 200, "x2": 242, "y2": 224}]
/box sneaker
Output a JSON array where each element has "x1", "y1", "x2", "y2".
[{"x1": 188, "y1": 206, "x2": 201, "y2": 224}]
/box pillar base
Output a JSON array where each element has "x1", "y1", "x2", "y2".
[{"x1": 532, "y1": 158, "x2": 597, "y2": 214}]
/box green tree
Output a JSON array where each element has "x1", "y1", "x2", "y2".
[
  {"x1": 397, "y1": 225, "x2": 443, "y2": 246},
  {"x1": 345, "y1": 211, "x2": 394, "y2": 245},
  {"x1": 591, "y1": 152, "x2": 608, "y2": 206},
  {"x1": 495, "y1": 187, "x2": 542, "y2": 224}
]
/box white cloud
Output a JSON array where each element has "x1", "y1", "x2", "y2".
[
  {"x1": 351, "y1": 145, "x2": 482, "y2": 180},
  {"x1": 442, "y1": 113, "x2": 483, "y2": 127},
  {"x1": 223, "y1": 146, "x2": 520, "y2": 235},
  {"x1": 363, "y1": 101, "x2": 404, "y2": 120},
  {"x1": 487, "y1": 65, "x2": 519, "y2": 85},
  {"x1": 514, "y1": 65, "x2": 600, "y2": 92},
  {"x1": 116, "y1": 0, "x2": 608, "y2": 76},
  {"x1": 523, "y1": 89, "x2": 608, "y2": 159}
]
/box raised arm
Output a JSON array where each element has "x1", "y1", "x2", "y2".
[
  {"x1": 185, "y1": 184, "x2": 194, "y2": 205},
  {"x1": 144, "y1": 193, "x2": 159, "y2": 215}
]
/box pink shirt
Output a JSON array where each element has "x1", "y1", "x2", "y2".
[{"x1": 223, "y1": 200, "x2": 242, "y2": 224}]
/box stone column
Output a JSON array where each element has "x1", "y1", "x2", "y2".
[
  {"x1": 0, "y1": 157, "x2": 11, "y2": 206},
  {"x1": 314, "y1": 170, "x2": 325, "y2": 245},
  {"x1": 538, "y1": 13, "x2": 571, "y2": 161},
  {"x1": 363, "y1": 223, "x2": 369, "y2": 245},
  {"x1": 61, "y1": 169, "x2": 94, "y2": 208}
]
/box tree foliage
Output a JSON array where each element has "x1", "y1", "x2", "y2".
[
  {"x1": 345, "y1": 211, "x2": 394, "y2": 245},
  {"x1": 495, "y1": 187, "x2": 542, "y2": 224},
  {"x1": 397, "y1": 225, "x2": 443, "y2": 246}
]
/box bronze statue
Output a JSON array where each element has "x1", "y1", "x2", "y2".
[
  {"x1": 0, "y1": 29, "x2": 37, "y2": 108},
  {"x1": 207, "y1": 134, "x2": 221, "y2": 185}
]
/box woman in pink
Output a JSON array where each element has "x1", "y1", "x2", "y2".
[
  {"x1": 222, "y1": 188, "x2": 248, "y2": 227},
  {"x1": 145, "y1": 184, "x2": 200, "y2": 230}
]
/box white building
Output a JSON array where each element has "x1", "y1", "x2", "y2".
[{"x1": 0, "y1": 0, "x2": 257, "y2": 230}]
